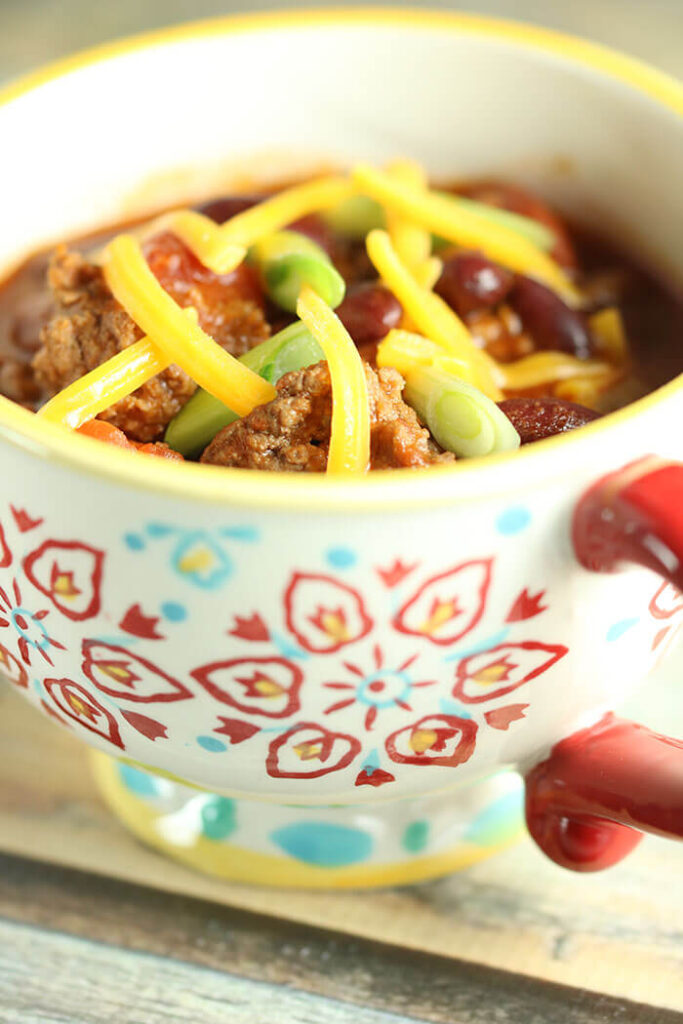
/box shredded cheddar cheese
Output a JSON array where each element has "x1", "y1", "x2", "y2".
[
  {"x1": 498, "y1": 351, "x2": 616, "y2": 391},
  {"x1": 41, "y1": 159, "x2": 631, "y2": 466},
  {"x1": 377, "y1": 329, "x2": 469, "y2": 379},
  {"x1": 159, "y1": 210, "x2": 247, "y2": 275},
  {"x1": 103, "y1": 235, "x2": 276, "y2": 416},
  {"x1": 589, "y1": 307, "x2": 628, "y2": 365},
  {"x1": 386, "y1": 159, "x2": 432, "y2": 277},
  {"x1": 38, "y1": 309, "x2": 204, "y2": 429},
  {"x1": 366, "y1": 229, "x2": 502, "y2": 399},
  {"x1": 416, "y1": 255, "x2": 443, "y2": 292},
  {"x1": 204, "y1": 176, "x2": 353, "y2": 271},
  {"x1": 296, "y1": 284, "x2": 370, "y2": 475},
  {"x1": 554, "y1": 369, "x2": 622, "y2": 406},
  {"x1": 353, "y1": 164, "x2": 581, "y2": 305},
  {"x1": 39, "y1": 337, "x2": 171, "y2": 429}
]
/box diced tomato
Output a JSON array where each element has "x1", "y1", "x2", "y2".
[{"x1": 77, "y1": 420, "x2": 184, "y2": 460}]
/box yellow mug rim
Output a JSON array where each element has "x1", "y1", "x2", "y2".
[{"x1": 0, "y1": 7, "x2": 681, "y2": 512}]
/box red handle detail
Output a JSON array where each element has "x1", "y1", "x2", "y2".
[
  {"x1": 524, "y1": 459, "x2": 683, "y2": 871},
  {"x1": 573, "y1": 457, "x2": 683, "y2": 589},
  {"x1": 525, "y1": 715, "x2": 683, "y2": 871}
]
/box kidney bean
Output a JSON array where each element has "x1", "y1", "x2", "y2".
[
  {"x1": 498, "y1": 397, "x2": 600, "y2": 445},
  {"x1": 436, "y1": 251, "x2": 514, "y2": 316},
  {"x1": 198, "y1": 194, "x2": 264, "y2": 223},
  {"x1": 287, "y1": 213, "x2": 336, "y2": 255},
  {"x1": 508, "y1": 275, "x2": 594, "y2": 360},
  {"x1": 458, "y1": 181, "x2": 577, "y2": 269},
  {"x1": 335, "y1": 282, "x2": 403, "y2": 345}
]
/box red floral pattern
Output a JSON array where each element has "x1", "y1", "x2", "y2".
[
  {"x1": 8, "y1": 496, "x2": 658, "y2": 795},
  {"x1": 229, "y1": 612, "x2": 270, "y2": 642},
  {"x1": 121, "y1": 709, "x2": 168, "y2": 740},
  {"x1": 214, "y1": 717, "x2": 261, "y2": 744},
  {"x1": 649, "y1": 582, "x2": 683, "y2": 620},
  {"x1": 484, "y1": 704, "x2": 529, "y2": 730},
  {"x1": 11, "y1": 506, "x2": 43, "y2": 533},
  {"x1": 393, "y1": 560, "x2": 492, "y2": 646},
  {"x1": 505, "y1": 588, "x2": 547, "y2": 623},
  {"x1": 119, "y1": 604, "x2": 164, "y2": 640},
  {"x1": 386, "y1": 714, "x2": 478, "y2": 768},
  {"x1": 82, "y1": 640, "x2": 192, "y2": 703},
  {"x1": 0, "y1": 524, "x2": 11, "y2": 569},
  {"x1": 284, "y1": 573, "x2": 372, "y2": 654},
  {"x1": 453, "y1": 641, "x2": 568, "y2": 704},
  {"x1": 42, "y1": 678, "x2": 124, "y2": 748},
  {"x1": 24, "y1": 540, "x2": 104, "y2": 621},
  {"x1": 267, "y1": 722, "x2": 361, "y2": 779},
  {"x1": 193, "y1": 656, "x2": 303, "y2": 719}
]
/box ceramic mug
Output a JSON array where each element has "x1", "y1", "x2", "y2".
[{"x1": 0, "y1": 11, "x2": 682, "y2": 887}]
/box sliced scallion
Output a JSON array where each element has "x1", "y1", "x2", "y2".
[
  {"x1": 164, "y1": 321, "x2": 323, "y2": 458},
  {"x1": 404, "y1": 363, "x2": 520, "y2": 458},
  {"x1": 249, "y1": 230, "x2": 345, "y2": 312}
]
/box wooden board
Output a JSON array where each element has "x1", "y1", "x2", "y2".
[{"x1": 2, "y1": 683, "x2": 682, "y2": 1014}]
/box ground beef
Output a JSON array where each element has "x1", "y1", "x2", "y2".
[
  {"x1": 201, "y1": 361, "x2": 454, "y2": 472},
  {"x1": 33, "y1": 238, "x2": 269, "y2": 442}
]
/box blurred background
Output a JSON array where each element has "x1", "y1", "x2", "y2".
[
  {"x1": 1, "y1": 0, "x2": 682, "y2": 82},
  {"x1": 0, "y1": 0, "x2": 681, "y2": 727}
]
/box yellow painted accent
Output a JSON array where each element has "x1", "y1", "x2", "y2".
[
  {"x1": 356, "y1": 164, "x2": 581, "y2": 304},
  {"x1": 254, "y1": 678, "x2": 283, "y2": 697},
  {"x1": 52, "y1": 573, "x2": 78, "y2": 598},
  {"x1": 103, "y1": 235, "x2": 276, "y2": 415},
  {"x1": 295, "y1": 741, "x2": 324, "y2": 762},
  {"x1": 319, "y1": 611, "x2": 351, "y2": 641},
  {"x1": 1, "y1": 11, "x2": 681, "y2": 121},
  {"x1": 178, "y1": 547, "x2": 214, "y2": 573},
  {"x1": 409, "y1": 728, "x2": 438, "y2": 754},
  {"x1": 297, "y1": 284, "x2": 371, "y2": 475},
  {"x1": 419, "y1": 599, "x2": 459, "y2": 635},
  {"x1": 0, "y1": 9, "x2": 679, "y2": 510},
  {"x1": 102, "y1": 664, "x2": 132, "y2": 680},
  {"x1": 91, "y1": 750, "x2": 520, "y2": 888},
  {"x1": 474, "y1": 663, "x2": 510, "y2": 684},
  {"x1": 367, "y1": 231, "x2": 502, "y2": 398}
]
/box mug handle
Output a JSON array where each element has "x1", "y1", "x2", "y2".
[{"x1": 524, "y1": 457, "x2": 683, "y2": 871}]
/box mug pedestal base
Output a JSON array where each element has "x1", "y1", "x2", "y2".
[{"x1": 91, "y1": 753, "x2": 526, "y2": 889}]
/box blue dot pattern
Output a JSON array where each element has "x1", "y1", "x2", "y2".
[
  {"x1": 200, "y1": 797, "x2": 236, "y2": 840},
  {"x1": 161, "y1": 602, "x2": 187, "y2": 622},
  {"x1": 607, "y1": 618, "x2": 639, "y2": 641},
  {"x1": 118, "y1": 762, "x2": 161, "y2": 798},
  {"x1": 197, "y1": 736, "x2": 227, "y2": 753},
  {"x1": 124, "y1": 533, "x2": 145, "y2": 551},
  {"x1": 496, "y1": 507, "x2": 532, "y2": 535},
  {"x1": 271, "y1": 822, "x2": 373, "y2": 867},
  {"x1": 402, "y1": 820, "x2": 430, "y2": 853},
  {"x1": 326, "y1": 547, "x2": 358, "y2": 569}
]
